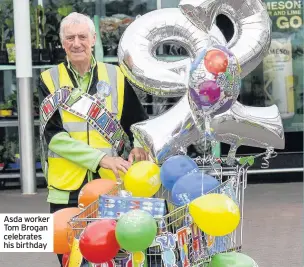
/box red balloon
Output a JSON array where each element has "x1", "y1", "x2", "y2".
[
  {"x1": 62, "y1": 253, "x2": 70, "y2": 267},
  {"x1": 79, "y1": 220, "x2": 120, "y2": 264},
  {"x1": 204, "y1": 49, "x2": 228, "y2": 75}
]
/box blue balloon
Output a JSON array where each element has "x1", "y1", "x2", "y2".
[
  {"x1": 171, "y1": 171, "x2": 220, "y2": 206},
  {"x1": 160, "y1": 155, "x2": 199, "y2": 191}
]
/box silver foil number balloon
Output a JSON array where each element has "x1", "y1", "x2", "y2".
[{"x1": 119, "y1": 0, "x2": 282, "y2": 164}]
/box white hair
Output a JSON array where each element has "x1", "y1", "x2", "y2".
[{"x1": 59, "y1": 12, "x2": 96, "y2": 43}]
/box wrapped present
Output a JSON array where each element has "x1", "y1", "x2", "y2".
[{"x1": 98, "y1": 195, "x2": 168, "y2": 219}]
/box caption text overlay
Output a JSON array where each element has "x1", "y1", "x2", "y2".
[{"x1": 0, "y1": 214, "x2": 54, "y2": 252}]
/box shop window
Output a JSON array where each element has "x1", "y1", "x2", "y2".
[
  {"x1": 239, "y1": 0, "x2": 303, "y2": 134},
  {"x1": 99, "y1": 0, "x2": 157, "y2": 56}
]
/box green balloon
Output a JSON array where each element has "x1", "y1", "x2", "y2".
[
  {"x1": 115, "y1": 209, "x2": 157, "y2": 252},
  {"x1": 209, "y1": 252, "x2": 259, "y2": 267}
]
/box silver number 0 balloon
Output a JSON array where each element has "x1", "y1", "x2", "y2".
[{"x1": 118, "y1": 0, "x2": 285, "y2": 164}]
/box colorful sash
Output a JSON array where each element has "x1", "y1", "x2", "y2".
[{"x1": 39, "y1": 86, "x2": 127, "y2": 152}]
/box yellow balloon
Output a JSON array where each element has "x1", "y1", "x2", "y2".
[
  {"x1": 98, "y1": 168, "x2": 125, "y2": 181},
  {"x1": 189, "y1": 193, "x2": 240, "y2": 236},
  {"x1": 133, "y1": 251, "x2": 145, "y2": 264},
  {"x1": 124, "y1": 161, "x2": 161, "y2": 197}
]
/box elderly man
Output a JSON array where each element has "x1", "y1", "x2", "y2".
[{"x1": 38, "y1": 12, "x2": 148, "y2": 264}]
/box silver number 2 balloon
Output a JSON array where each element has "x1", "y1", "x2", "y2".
[{"x1": 118, "y1": 0, "x2": 285, "y2": 164}]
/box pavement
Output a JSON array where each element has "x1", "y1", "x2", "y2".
[{"x1": 0, "y1": 182, "x2": 302, "y2": 267}]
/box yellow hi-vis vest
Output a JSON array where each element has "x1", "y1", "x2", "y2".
[{"x1": 41, "y1": 62, "x2": 125, "y2": 191}]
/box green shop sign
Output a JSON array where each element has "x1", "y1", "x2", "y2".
[{"x1": 265, "y1": 0, "x2": 303, "y2": 31}]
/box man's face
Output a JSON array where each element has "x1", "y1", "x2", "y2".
[{"x1": 62, "y1": 23, "x2": 96, "y2": 64}]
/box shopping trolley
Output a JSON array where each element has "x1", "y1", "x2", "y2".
[{"x1": 68, "y1": 148, "x2": 276, "y2": 266}]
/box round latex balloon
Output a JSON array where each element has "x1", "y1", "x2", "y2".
[
  {"x1": 115, "y1": 210, "x2": 157, "y2": 252},
  {"x1": 160, "y1": 155, "x2": 199, "y2": 191},
  {"x1": 53, "y1": 207, "x2": 81, "y2": 254},
  {"x1": 209, "y1": 252, "x2": 259, "y2": 267},
  {"x1": 78, "y1": 179, "x2": 117, "y2": 208},
  {"x1": 124, "y1": 161, "x2": 161, "y2": 197},
  {"x1": 189, "y1": 193, "x2": 240, "y2": 236},
  {"x1": 171, "y1": 172, "x2": 220, "y2": 206},
  {"x1": 79, "y1": 220, "x2": 120, "y2": 264}
]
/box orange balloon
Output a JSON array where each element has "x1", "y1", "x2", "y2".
[
  {"x1": 53, "y1": 207, "x2": 80, "y2": 254},
  {"x1": 78, "y1": 179, "x2": 117, "y2": 208}
]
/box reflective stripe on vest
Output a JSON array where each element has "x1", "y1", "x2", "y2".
[
  {"x1": 47, "y1": 147, "x2": 114, "y2": 158},
  {"x1": 41, "y1": 62, "x2": 125, "y2": 191}
]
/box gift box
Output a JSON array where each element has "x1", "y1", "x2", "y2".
[{"x1": 98, "y1": 195, "x2": 168, "y2": 219}]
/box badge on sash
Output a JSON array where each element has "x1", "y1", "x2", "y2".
[{"x1": 96, "y1": 81, "x2": 112, "y2": 99}]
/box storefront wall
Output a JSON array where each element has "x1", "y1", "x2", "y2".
[
  {"x1": 0, "y1": 0, "x2": 302, "y2": 180},
  {"x1": 223, "y1": 0, "x2": 304, "y2": 172}
]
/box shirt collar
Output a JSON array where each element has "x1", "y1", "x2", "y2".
[{"x1": 67, "y1": 56, "x2": 97, "y2": 78}]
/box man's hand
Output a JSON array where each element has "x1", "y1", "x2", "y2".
[
  {"x1": 99, "y1": 155, "x2": 131, "y2": 180},
  {"x1": 128, "y1": 148, "x2": 149, "y2": 164}
]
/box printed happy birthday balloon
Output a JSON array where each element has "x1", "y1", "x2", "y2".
[{"x1": 188, "y1": 45, "x2": 241, "y2": 117}]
